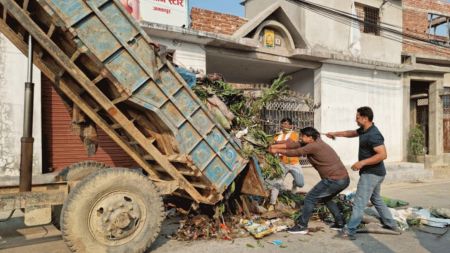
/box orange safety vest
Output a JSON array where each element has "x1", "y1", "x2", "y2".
[{"x1": 275, "y1": 131, "x2": 300, "y2": 165}]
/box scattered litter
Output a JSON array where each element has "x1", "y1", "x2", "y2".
[
  {"x1": 431, "y1": 208, "x2": 450, "y2": 219},
  {"x1": 413, "y1": 208, "x2": 450, "y2": 228},
  {"x1": 235, "y1": 128, "x2": 248, "y2": 139},
  {"x1": 240, "y1": 219, "x2": 276, "y2": 239},
  {"x1": 382, "y1": 196, "x2": 409, "y2": 208},
  {"x1": 246, "y1": 243, "x2": 255, "y2": 248},
  {"x1": 364, "y1": 206, "x2": 450, "y2": 231},
  {"x1": 365, "y1": 207, "x2": 410, "y2": 230},
  {"x1": 240, "y1": 218, "x2": 292, "y2": 239},
  {"x1": 256, "y1": 240, "x2": 265, "y2": 248},
  {"x1": 271, "y1": 239, "x2": 283, "y2": 246}
]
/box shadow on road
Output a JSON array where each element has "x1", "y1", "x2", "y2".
[
  {"x1": 146, "y1": 217, "x2": 180, "y2": 252},
  {"x1": 413, "y1": 226, "x2": 450, "y2": 253},
  {"x1": 351, "y1": 233, "x2": 398, "y2": 253},
  {"x1": 0, "y1": 217, "x2": 62, "y2": 251}
]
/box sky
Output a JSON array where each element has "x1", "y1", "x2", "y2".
[{"x1": 189, "y1": 0, "x2": 244, "y2": 17}]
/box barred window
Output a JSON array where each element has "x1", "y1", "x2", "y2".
[
  {"x1": 444, "y1": 88, "x2": 450, "y2": 114},
  {"x1": 356, "y1": 3, "x2": 380, "y2": 35}
]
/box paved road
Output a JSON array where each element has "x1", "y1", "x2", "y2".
[{"x1": 1, "y1": 179, "x2": 450, "y2": 253}]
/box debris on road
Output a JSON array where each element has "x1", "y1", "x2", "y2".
[{"x1": 382, "y1": 196, "x2": 409, "y2": 208}]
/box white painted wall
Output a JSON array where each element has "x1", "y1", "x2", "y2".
[
  {"x1": 316, "y1": 63, "x2": 403, "y2": 165},
  {"x1": 151, "y1": 37, "x2": 206, "y2": 74},
  {"x1": 288, "y1": 69, "x2": 315, "y2": 97},
  {"x1": 0, "y1": 34, "x2": 42, "y2": 176},
  {"x1": 303, "y1": 0, "x2": 402, "y2": 64},
  {"x1": 243, "y1": 0, "x2": 403, "y2": 64}
]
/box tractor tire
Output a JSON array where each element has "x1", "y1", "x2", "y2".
[
  {"x1": 61, "y1": 168, "x2": 165, "y2": 253},
  {"x1": 52, "y1": 161, "x2": 109, "y2": 230}
]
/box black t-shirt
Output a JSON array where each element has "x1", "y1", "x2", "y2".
[{"x1": 356, "y1": 124, "x2": 386, "y2": 176}]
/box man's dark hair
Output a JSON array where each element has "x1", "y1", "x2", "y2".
[
  {"x1": 357, "y1": 106, "x2": 374, "y2": 121},
  {"x1": 300, "y1": 127, "x2": 320, "y2": 140},
  {"x1": 280, "y1": 118, "x2": 293, "y2": 125}
]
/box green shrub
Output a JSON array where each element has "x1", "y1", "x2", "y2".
[{"x1": 408, "y1": 125, "x2": 425, "y2": 159}]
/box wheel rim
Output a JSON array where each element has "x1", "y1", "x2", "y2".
[{"x1": 88, "y1": 191, "x2": 147, "y2": 246}]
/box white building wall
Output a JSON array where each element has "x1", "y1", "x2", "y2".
[
  {"x1": 0, "y1": 34, "x2": 42, "y2": 176},
  {"x1": 151, "y1": 37, "x2": 206, "y2": 74},
  {"x1": 304, "y1": 0, "x2": 402, "y2": 64},
  {"x1": 289, "y1": 69, "x2": 315, "y2": 97},
  {"x1": 243, "y1": 0, "x2": 403, "y2": 64},
  {"x1": 317, "y1": 63, "x2": 403, "y2": 165}
]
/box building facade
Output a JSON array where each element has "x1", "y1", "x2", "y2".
[
  {"x1": 193, "y1": 0, "x2": 405, "y2": 166},
  {"x1": 0, "y1": 0, "x2": 449, "y2": 176},
  {"x1": 402, "y1": 0, "x2": 450, "y2": 168}
]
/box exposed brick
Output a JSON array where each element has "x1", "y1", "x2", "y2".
[
  {"x1": 190, "y1": 7, "x2": 247, "y2": 35},
  {"x1": 403, "y1": 0, "x2": 450, "y2": 57}
]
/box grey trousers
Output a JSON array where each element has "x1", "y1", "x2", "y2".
[{"x1": 270, "y1": 163, "x2": 304, "y2": 205}]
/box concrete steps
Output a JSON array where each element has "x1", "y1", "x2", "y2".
[{"x1": 383, "y1": 162, "x2": 433, "y2": 184}]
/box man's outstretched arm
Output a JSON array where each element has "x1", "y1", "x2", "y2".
[
  {"x1": 325, "y1": 130, "x2": 359, "y2": 140},
  {"x1": 268, "y1": 146, "x2": 307, "y2": 157}
]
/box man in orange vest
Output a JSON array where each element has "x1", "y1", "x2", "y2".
[
  {"x1": 269, "y1": 118, "x2": 305, "y2": 210},
  {"x1": 120, "y1": 0, "x2": 141, "y2": 20}
]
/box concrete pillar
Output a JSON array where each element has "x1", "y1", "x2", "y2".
[
  {"x1": 428, "y1": 79, "x2": 444, "y2": 157},
  {"x1": 402, "y1": 75, "x2": 411, "y2": 162},
  {"x1": 444, "y1": 73, "x2": 450, "y2": 88},
  {"x1": 313, "y1": 68, "x2": 322, "y2": 130}
]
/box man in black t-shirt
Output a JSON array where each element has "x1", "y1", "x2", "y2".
[{"x1": 326, "y1": 106, "x2": 400, "y2": 240}]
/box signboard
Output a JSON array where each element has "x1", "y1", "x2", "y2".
[{"x1": 137, "y1": 0, "x2": 189, "y2": 27}]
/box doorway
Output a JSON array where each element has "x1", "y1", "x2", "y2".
[{"x1": 410, "y1": 81, "x2": 431, "y2": 154}]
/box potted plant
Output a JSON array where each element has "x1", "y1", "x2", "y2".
[{"x1": 408, "y1": 125, "x2": 426, "y2": 163}]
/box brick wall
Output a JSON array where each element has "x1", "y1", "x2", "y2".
[
  {"x1": 190, "y1": 8, "x2": 247, "y2": 35},
  {"x1": 403, "y1": 0, "x2": 450, "y2": 57}
]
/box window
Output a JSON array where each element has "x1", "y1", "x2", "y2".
[
  {"x1": 443, "y1": 88, "x2": 450, "y2": 153},
  {"x1": 356, "y1": 3, "x2": 380, "y2": 35},
  {"x1": 427, "y1": 13, "x2": 450, "y2": 46}
]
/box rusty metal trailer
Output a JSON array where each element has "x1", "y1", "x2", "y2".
[{"x1": 0, "y1": 0, "x2": 266, "y2": 252}]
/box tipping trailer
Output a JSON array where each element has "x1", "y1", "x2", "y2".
[{"x1": 0, "y1": 0, "x2": 267, "y2": 252}]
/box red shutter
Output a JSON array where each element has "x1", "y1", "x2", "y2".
[{"x1": 41, "y1": 75, "x2": 136, "y2": 171}]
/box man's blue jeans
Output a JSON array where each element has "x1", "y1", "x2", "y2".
[
  {"x1": 298, "y1": 177, "x2": 350, "y2": 227},
  {"x1": 346, "y1": 173, "x2": 397, "y2": 235}
]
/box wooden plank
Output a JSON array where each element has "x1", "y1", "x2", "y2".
[
  {"x1": 0, "y1": 190, "x2": 66, "y2": 211},
  {"x1": 154, "y1": 180, "x2": 179, "y2": 195},
  {"x1": 152, "y1": 165, "x2": 199, "y2": 177}
]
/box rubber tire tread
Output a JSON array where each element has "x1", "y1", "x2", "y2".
[
  {"x1": 52, "y1": 161, "x2": 109, "y2": 230},
  {"x1": 60, "y1": 168, "x2": 165, "y2": 253}
]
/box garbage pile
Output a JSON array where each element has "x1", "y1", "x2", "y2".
[
  {"x1": 172, "y1": 191, "x2": 350, "y2": 241},
  {"x1": 192, "y1": 73, "x2": 291, "y2": 179},
  {"x1": 170, "y1": 189, "x2": 450, "y2": 241}
]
